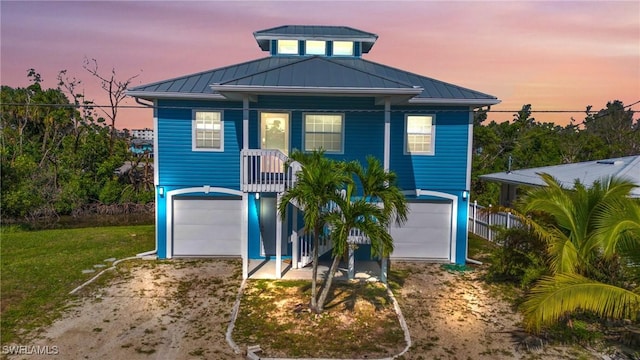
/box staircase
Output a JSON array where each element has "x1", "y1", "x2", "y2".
[{"x1": 240, "y1": 149, "x2": 369, "y2": 269}]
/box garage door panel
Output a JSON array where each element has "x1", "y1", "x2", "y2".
[
  {"x1": 173, "y1": 198, "x2": 241, "y2": 257},
  {"x1": 390, "y1": 201, "x2": 452, "y2": 260}
]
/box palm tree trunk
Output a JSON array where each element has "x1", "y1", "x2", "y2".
[
  {"x1": 316, "y1": 253, "x2": 341, "y2": 313},
  {"x1": 310, "y1": 224, "x2": 320, "y2": 311}
]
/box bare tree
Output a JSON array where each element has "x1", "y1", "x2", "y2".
[{"x1": 83, "y1": 58, "x2": 140, "y2": 153}]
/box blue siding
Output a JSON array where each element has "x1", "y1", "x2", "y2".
[
  {"x1": 248, "y1": 193, "x2": 261, "y2": 259},
  {"x1": 456, "y1": 194, "x2": 470, "y2": 263},
  {"x1": 156, "y1": 190, "x2": 167, "y2": 258},
  {"x1": 157, "y1": 100, "x2": 243, "y2": 188},
  {"x1": 256, "y1": 96, "x2": 384, "y2": 164},
  {"x1": 390, "y1": 107, "x2": 471, "y2": 192}
]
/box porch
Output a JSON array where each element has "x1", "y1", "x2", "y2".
[
  {"x1": 248, "y1": 259, "x2": 383, "y2": 281},
  {"x1": 240, "y1": 149, "x2": 301, "y2": 193}
]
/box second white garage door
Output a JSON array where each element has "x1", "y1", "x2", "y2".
[
  {"x1": 390, "y1": 201, "x2": 452, "y2": 260},
  {"x1": 172, "y1": 197, "x2": 242, "y2": 256}
]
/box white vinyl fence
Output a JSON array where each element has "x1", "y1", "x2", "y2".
[{"x1": 468, "y1": 201, "x2": 522, "y2": 241}]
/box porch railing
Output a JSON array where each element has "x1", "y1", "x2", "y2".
[
  {"x1": 241, "y1": 149, "x2": 302, "y2": 193},
  {"x1": 468, "y1": 201, "x2": 523, "y2": 242},
  {"x1": 298, "y1": 229, "x2": 333, "y2": 268}
]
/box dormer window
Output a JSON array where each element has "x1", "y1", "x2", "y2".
[
  {"x1": 305, "y1": 40, "x2": 326, "y2": 55},
  {"x1": 277, "y1": 40, "x2": 298, "y2": 54},
  {"x1": 332, "y1": 41, "x2": 354, "y2": 56}
]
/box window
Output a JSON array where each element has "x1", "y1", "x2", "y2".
[
  {"x1": 304, "y1": 114, "x2": 343, "y2": 153},
  {"x1": 305, "y1": 40, "x2": 326, "y2": 55},
  {"x1": 405, "y1": 115, "x2": 434, "y2": 155},
  {"x1": 332, "y1": 41, "x2": 354, "y2": 56},
  {"x1": 193, "y1": 111, "x2": 223, "y2": 151},
  {"x1": 277, "y1": 40, "x2": 298, "y2": 54}
]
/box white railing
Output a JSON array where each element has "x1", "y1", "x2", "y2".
[
  {"x1": 298, "y1": 228, "x2": 333, "y2": 268},
  {"x1": 468, "y1": 201, "x2": 522, "y2": 242},
  {"x1": 241, "y1": 149, "x2": 301, "y2": 193}
]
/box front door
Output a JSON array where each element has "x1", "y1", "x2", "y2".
[
  {"x1": 260, "y1": 112, "x2": 289, "y2": 173},
  {"x1": 260, "y1": 112, "x2": 289, "y2": 155}
]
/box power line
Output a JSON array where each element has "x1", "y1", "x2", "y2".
[{"x1": 1, "y1": 102, "x2": 639, "y2": 115}]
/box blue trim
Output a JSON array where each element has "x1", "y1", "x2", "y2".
[{"x1": 248, "y1": 193, "x2": 261, "y2": 259}]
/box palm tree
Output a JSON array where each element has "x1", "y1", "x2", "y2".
[
  {"x1": 315, "y1": 182, "x2": 395, "y2": 312},
  {"x1": 514, "y1": 173, "x2": 640, "y2": 332},
  {"x1": 278, "y1": 149, "x2": 350, "y2": 312},
  {"x1": 351, "y1": 156, "x2": 408, "y2": 226}
]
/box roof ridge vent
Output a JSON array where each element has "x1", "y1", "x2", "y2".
[{"x1": 596, "y1": 160, "x2": 623, "y2": 165}]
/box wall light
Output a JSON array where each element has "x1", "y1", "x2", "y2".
[
  {"x1": 158, "y1": 186, "x2": 164, "y2": 197},
  {"x1": 462, "y1": 190, "x2": 468, "y2": 200},
  {"x1": 255, "y1": 193, "x2": 260, "y2": 200}
]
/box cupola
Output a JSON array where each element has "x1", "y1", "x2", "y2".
[{"x1": 253, "y1": 25, "x2": 378, "y2": 57}]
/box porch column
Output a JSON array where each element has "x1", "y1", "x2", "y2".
[
  {"x1": 241, "y1": 194, "x2": 249, "y2": 279},
  {"x1": 380, "y1": 256, "x2": 388, "y2": 284},
  {"x1": 292, "y1": 206, "x2": 299, "y2": 269},
  {"x1": 275, "y1": 193, "x2": 283, "y2": 278},
  {"x1": 348, "y1": 245, "x2": 355, "y2": 280},
  {"x1": 383, "y1": 98, "x2": 391, "y2": 171},
  {"x1": 382, "y1": 98, "x2": 391, "y2": 283},
  {"x1": 243, "y1": 95, "x2": 249, "y2": 150}
]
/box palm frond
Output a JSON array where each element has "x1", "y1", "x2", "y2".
[
  {"x1": 593, "y1": 198, "x2": 640, "y2": 257},
  {"x1": 523, "y1": 273, "x2": 640, "y2": 333}
]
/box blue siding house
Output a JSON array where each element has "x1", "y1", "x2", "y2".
[{"x1": 127, "y1": 25, "x2": 500, "y2": 279}]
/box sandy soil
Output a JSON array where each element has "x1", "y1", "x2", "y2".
[
  {"x1": 8, "y1": 259, "x2": 603, "y2": 360},
  {"x1": 391, "y1": 262, "x2": 598, "y2": 360},
  {"x1": 9, "y1": 260, "x2": 243, "y2": 360}
]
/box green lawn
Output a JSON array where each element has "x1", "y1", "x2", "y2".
[{"x1": 0, "y1": 225, "x2": 154, "y2": 344}]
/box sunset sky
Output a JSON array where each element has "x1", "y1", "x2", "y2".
[{"x1": 1, "y1": 1, "x2": 638, "y2": 130}]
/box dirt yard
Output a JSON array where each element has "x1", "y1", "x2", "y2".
[{"x1": 8, "y1": 259, "x2": 606, "y2": 359}]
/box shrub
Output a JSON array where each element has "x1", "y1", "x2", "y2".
[{"x1": 487, "y1": 226, "x2": 549, "y2": 288}]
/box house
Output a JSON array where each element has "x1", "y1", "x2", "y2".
[
  {"x1": 480, "y1": 155, "x2": 640, "y2": 207},
  {"x1": 131, "y1": 128, "x2": 154, "y2": 141},
  {"x1": 126, "y1": 25, "x2": 500, "y2": 279},
  {"x1": 130, "y1": 138, "x2": 153, "y2": 155}
]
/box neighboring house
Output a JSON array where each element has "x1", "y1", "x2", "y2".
[
  {"x1": 131, "y1": 128, "x2": 154, "y2": 141},
  {"x1": 126, "y1": 25, "x2": 500, "y2": 279},
  {"x1": 480, "y1": 155, "x2": 640, "y2": 206},
  {"x1": 130, "y1": 138, "x2": 153, "y2": 156}
]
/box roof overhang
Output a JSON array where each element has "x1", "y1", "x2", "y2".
[
  {"x1": 125, "y1": 91, "x2": 227, "y2": 101},
  {"x1": 408, "y1": 97, "x2": 502, "y2": 107},
  {"x1": 210, "y1": 84, "x2": 423, "y2": 104}
]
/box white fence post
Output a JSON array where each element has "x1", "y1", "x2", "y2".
[{"x1": 488, "y1": 204, "x2": 493, "y2": 242}]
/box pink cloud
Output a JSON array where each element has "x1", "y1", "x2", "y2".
[{"x1": 1, "y1": 1, "x2": 638, "y2": 129}]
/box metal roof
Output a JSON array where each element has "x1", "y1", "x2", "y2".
[
  {"x1": 480, "y1": 155, "x2": 640, "y2": 198},
  {"x1": 253, "y1": 25, "x2": 378, "y2": 53},
  {"x1": 127, "y1": 55, "x2": 499, "y2": 106}
]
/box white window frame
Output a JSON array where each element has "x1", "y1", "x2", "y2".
[
  {"x1": 305, "y1": 40, "x2": 326, "y2": 55},
  {"x1": 192, "y1": 110, "x2": 224, "y2": 152},
  {"x1": 303, "y1": 113, "x2": 345, "y2": 154},
  {"x1": 277, "y1": 39, "x2": 299, "y2": 55},
  {"x1": 332, "y1": 41, "x2": 354, "y2": 56},
  {"x1": 404, "y1": 115, "x2": 435, "y2": 155}
]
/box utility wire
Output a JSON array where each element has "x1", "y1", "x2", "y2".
[{"x1": 1, "y1": 102, "x2": 639, "y2": 115}]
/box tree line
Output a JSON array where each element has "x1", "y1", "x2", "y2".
[
  {"x1": 2, "y1": 66, "x2": 638, "y2": 220},
  {"x1": 471, "y1": 101, "x2": 639, "y2": 205},
  {"x1": 1, "y1": 68, "x2": 151, "y2": 221}
]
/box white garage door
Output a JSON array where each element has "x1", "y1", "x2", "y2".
[
  {"x1": 172, "y1": 198, "x2": 241, "y2": 256},
  {"x1": 390, "y1": 201, "x2": 452, "y2": 260}
]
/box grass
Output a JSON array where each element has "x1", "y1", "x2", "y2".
[
  {"x1": 0, "y1": 225, "x2": 154, "y2": 344},
  {"x1": 233, "y1": 279, "x2": 406, "y2": 358}
]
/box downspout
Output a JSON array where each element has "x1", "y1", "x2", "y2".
[
  {"x1": 135, "y1": 96, "x2": 158, "y2": 258},
  {"x1": 465, "y1": 105, "x2": 482, "y2": 266}
]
